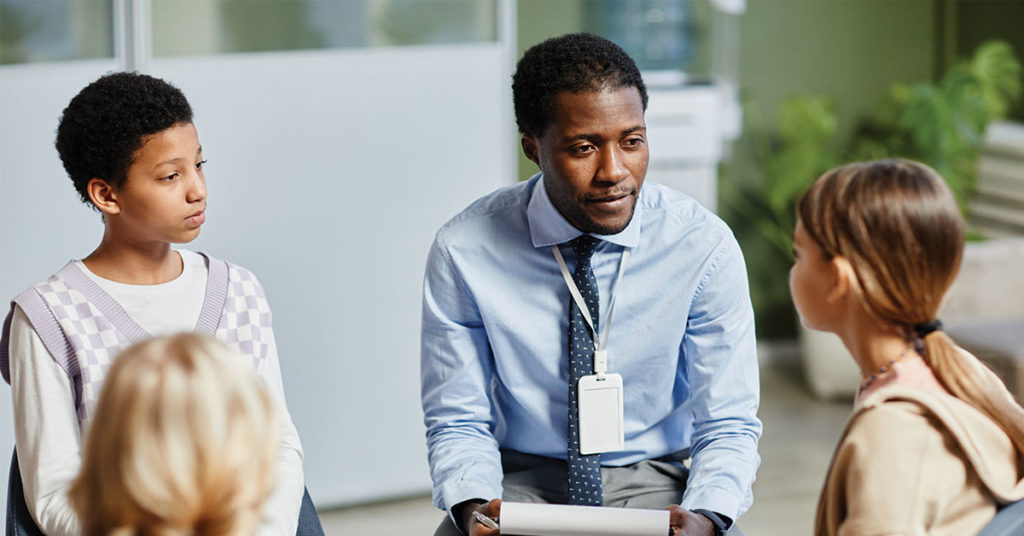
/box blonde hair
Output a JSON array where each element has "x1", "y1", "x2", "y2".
[
  {"x1": 797, "y1": 158, "x2": 1024, "y2": 455},
  {"x1": 69, "y1": 334, "x2": 278, "y2": 536}
]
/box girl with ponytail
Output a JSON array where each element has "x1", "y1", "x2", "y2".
[{"x1": 790, "y1": 159, "x2": 1024, "y2": 535}]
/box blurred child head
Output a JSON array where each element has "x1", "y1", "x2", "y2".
[{"x1": 70, "y1": 334, "x2": 277, "y2": 536}]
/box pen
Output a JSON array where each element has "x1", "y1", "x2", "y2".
[{"x1": 472, "y1": 510, "x2": 500, "y2": 530}]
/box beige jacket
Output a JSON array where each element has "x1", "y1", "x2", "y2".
[{"x1": 815, "y1": 386, "x2": 1024, "y2": 536}]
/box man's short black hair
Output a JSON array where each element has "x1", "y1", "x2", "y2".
[
  {"x1": 512, "y1": 32, "x2": 648, "y2": 137},
  {"x1": 55, "y1": 72, "x2": 194, "y2": 204}
]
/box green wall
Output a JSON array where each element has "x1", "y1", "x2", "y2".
[
  {"x1": 518, "y1": 0, "x2": 584, "y2": 55},
  {"x1": 738, "y1": 0, "x2": 936, "y2": 146}
]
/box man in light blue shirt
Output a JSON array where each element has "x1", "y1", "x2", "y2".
[{"x1": 421, "y1": 33, "x2": 760, "y2": 536}]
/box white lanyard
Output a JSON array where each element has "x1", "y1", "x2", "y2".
[{"x1": 550, "y1": 242, "x2": 630, "y2": 379}]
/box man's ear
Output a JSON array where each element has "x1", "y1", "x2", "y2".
[
  {"x1": 86, "y1": 178, "x2": 120, "y2": 216},
  {"x1": 521, "y1": 133, "x2": 540, "y2": 166},
  {"x1": 826, "y1": 255, "x2": 856, "y2": 304}
]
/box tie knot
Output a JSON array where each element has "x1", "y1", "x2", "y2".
[{"x1": 570, "y1": 235, "x2": 600, "y2": 260}]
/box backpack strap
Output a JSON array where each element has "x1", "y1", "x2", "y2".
[{"x1": 0, "y1": 290, "x2": 83, "y2": 408}]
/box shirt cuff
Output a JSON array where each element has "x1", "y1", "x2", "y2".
[
  {"x1": 680, "y1": 485, "x2": 744, "y2": 524},
  {"x1": 441, "y1": 481, "x2": 501, "y2": 527},
  {"x1": 691, "y1": 509, "x2": 730, "y2": 534}
]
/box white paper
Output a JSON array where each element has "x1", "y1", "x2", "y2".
[{"x1": 500, "y1": 502, "x2": 670, "y2": 536}]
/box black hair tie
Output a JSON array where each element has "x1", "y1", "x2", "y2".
[{"x1": 913, "y1": 319, "x2": 943, "y2": 338}]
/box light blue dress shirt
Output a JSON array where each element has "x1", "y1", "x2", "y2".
[{"x1": 421, "y1": 174, "x2": 761, "y2": 521}]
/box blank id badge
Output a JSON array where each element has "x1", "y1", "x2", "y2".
[{"x1": 578, "y1": 373, "x2": 625, "y2": 455}]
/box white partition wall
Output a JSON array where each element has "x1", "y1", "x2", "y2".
[{"x1": 0, "y1": 3, "x2": 516, "y2": 513}]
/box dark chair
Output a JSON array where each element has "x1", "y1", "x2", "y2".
[
  {"x1": 7, "y1": 450, "x2": 324, "y2": 536},
  {"x1": 297, "y1": 486, "x2": 325, "y2": 536},
  {"x1": 977, "y1": 498, "x2": 1024, "y2": 536}
]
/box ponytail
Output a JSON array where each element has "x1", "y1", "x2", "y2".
[{"x1": 922, "y1": 330, "x2": 1024, "y2": 457}]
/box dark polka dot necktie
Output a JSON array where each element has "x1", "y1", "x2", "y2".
[{"x1": 566, "y1": 235, "x2": 603, "y2": 506}]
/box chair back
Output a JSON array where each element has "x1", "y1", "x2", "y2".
[{"x1": 297, "y1": 487, "x2": 325, "y2": 536}]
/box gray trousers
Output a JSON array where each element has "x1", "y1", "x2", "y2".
[{"x1": 433, "y1": 449, "x2": 743, "y2": 535}]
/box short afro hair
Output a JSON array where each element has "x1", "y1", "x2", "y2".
[
  {"x1": 512, "y1": 33, "x2": 647, "y2": 137},
  {"x1": 56, "y1": 72, "x2": 193, "y2": 205}
]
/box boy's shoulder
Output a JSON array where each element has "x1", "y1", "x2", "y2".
[
  {"x1": 0, "y1": 250, "x2": 275, "y2": 383},
  {"x1": 4, "y1": 249, "x2": 268, "y2": 335},
  {"x1": 4, "y1": 251, "x2": 269, "y2": 317}
]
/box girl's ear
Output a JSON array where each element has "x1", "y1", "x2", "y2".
[
  {"x1": 86, "y1": 178, "x2": 120, "y2": 216},
  {"x1": 826, "y1": 255, "x2": 857, "y2": 304}
]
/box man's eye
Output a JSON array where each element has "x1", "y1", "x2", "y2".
[
  {"x1": 571, "y1": 145, "x2": 594, "y2": 154},
  {"x1": 161, "y1": 173, "x2": 178, "y2": 182},
  {"x1": 624, "y1": 137, "x2": 644, "y2": 147}
]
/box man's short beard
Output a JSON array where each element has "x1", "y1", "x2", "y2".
[{"x1": 562, "y1": 198, "x2": 637, "y2": 235}]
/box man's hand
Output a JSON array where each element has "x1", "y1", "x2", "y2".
[
  {"x1": 666, "y1": 505, "x2": 715, "y2": 536},
  {"x1": 455, "y1": 498, "x2": 502, "y2": 536}
]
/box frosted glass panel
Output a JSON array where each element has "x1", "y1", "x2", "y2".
[
  {"x1": 0, "y1": 0, "x2": 113, "y2": 65},
  {"x1": 152, "y1": 0, "x2": 497, "y2": 57}
]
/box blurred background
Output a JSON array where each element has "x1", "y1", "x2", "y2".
[{"x1": 2, "y1": 1, "x2": 1022, "y2": 534}]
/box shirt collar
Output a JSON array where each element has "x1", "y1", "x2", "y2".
[{"x1": 527, "y1": 173, "x2": 642, "y2": 248}]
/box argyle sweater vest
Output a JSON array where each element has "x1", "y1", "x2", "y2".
[{"x1": 0, "y1": 253, "x2": 272, "y2": 425}]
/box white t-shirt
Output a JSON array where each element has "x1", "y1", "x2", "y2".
[
  {"x1": 72, "y1": 250, "x2": 208, "y2": 336},
  {"x1": 8, "y1": 250, "x2": 304, "y2": 536}
]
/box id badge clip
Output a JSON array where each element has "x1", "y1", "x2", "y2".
[{"x1": 578, "y1": 353, "x2": 625, "y2": 455}]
